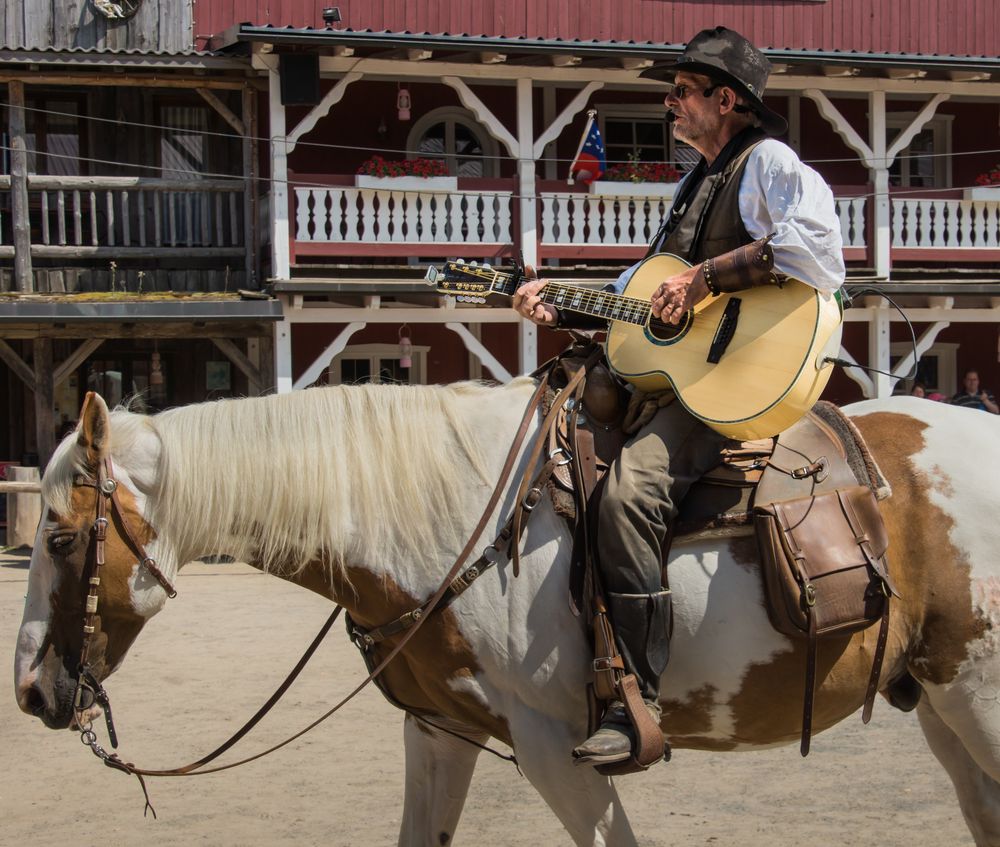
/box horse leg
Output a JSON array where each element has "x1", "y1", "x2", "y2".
[
  {"x1": 398, "y1": 713, "x2": 486, "y2": 847},
  {"x1": 510, "y1": 714, "x2": 639, "y2": 847},
  {"x1": 918, "y1": 696, "x2": 1000, "y2": 845}
]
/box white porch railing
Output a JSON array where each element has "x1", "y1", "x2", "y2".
[
  {"x1": 540, "y1": 191, "x2": 673, "y2": 247},
  {"x1": 294, "y1": 185, "x2": 514, "y2": 245},
  {"x1": 891, "y1": 197, "x2": 1000, "y2": 249},
  {"x1": 836, "y1": 196, "x2": 867, "y2": 249}
]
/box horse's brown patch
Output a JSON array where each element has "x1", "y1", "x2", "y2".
[
  {"x1": 281, "y1": 562, "x2": 513, "y2": 745},
  {"x1": 660, "y1": 683, "x2": 717, "y2": 737},
  {"x1": 728, "y1": 636, "x2": 871, "y2": 745},
  {"x1": 851, "y1": 411, "x2": 988, "y2": 686},
  {"x1": 46, "y1": 481, "x2": 153, "y2": 687}
]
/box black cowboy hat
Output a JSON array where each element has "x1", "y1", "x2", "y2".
[{"x1": 641, "y1": 26, "x2": 788, "y2": 137}]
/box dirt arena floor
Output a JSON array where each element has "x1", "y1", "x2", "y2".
[{"x1": 2, "y1": 548, "x2": 974, "y2": 846}]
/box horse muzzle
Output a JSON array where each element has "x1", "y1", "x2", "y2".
[{"x1": 17, "y1": 674, "x2": 81, "y2": 729}]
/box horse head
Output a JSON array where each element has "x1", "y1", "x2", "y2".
[{"x1": 14, "y1": 391, "x2": 168, "y2": 730}]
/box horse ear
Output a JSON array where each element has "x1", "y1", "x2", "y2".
[{"x1": 77, "y1": 391, "x2": 111, "y2": 467}]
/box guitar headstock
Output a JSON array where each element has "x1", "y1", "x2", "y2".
[{"x1": 423, "y1": 260, "x2": 519, "y2": 304}]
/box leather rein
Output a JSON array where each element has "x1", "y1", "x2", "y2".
[{"x1": 69, "y1": 367, "x2": 582, "y2": 814}]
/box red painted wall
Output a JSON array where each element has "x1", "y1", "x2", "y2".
[{"x1": 196, "y1": 0, "x2": 1000, "y2": 58}]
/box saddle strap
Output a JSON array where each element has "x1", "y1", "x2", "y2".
[{"x1": 799, "y1": 597, "x2": 891, "y2": 756}]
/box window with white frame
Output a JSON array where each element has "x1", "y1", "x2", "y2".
[
  {"x1": 407, "y1": 108, "x2": 498, "y2": 177},
  {"x1": 599, "y1": 105, "x2": 698, "y2": 173},
  {"x1": 328, "y1": 343, "x2": 429, "y2": 385},
  {"x1": 887, "y1": 113, "x2": 953, "y2": 189}
]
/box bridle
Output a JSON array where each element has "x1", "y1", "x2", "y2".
[
  {"x1": 60, "y1": 366, "x2": 583, "y2": 816},
  {"x1": 72, "y1": 457, "x2": 176, "y2": 748}
]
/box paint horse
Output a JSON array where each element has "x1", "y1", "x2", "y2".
[{"x1": 14, "y1": 383, "x2": 1000, "y2": 846}]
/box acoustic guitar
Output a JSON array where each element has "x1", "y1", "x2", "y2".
[{"x1": 425, "y1": 252, "x2": 843, "y2": 440}]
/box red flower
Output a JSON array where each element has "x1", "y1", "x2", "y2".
[
  {"x1": 603, "y1": 159, "x2": 682, "y2": 184},
  {"x1": 974, "y1": 165, "x2": 1000, "y2": 186},
  {"x1": 356, "y1": 155, "x2": 449, "y2": 178}
]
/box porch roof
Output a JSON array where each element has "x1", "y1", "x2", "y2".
[{"x1": 230, "y1": 26, "x2": 1000, "y2": 80}]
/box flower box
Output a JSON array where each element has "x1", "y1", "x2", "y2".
[
  {"x1": 964, "y1": 186, "x2": 1000, "y2": 201},
  {"x1": 589, "y1": 181, "x2": 678, "y2": 199},
  {"x1": 356, "y1": 175, "x2": 457, "y2": 191}
]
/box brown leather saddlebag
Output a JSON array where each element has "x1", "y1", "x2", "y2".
[{"x1": 754, "y1": 485, "x2": 895, "y2": 756}]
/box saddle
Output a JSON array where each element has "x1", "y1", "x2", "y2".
[{"x1": 543, "y1": 341, "x2": 895, "y2": 759}]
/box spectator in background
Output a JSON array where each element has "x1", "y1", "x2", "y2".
[
  {"x1": 950, "y1": 369, "x2": 999, "y2": 413},
  {"x1": 910, "y1": 383, "x2": 926, "y2": 398}
]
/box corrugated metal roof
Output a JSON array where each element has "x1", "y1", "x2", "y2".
[
  {"x1": 0, "y1": 46, "x2": 246, "y2": 67},
  {"x1": 231, "y1": 26, "x2": 1000, "y2": 71}
]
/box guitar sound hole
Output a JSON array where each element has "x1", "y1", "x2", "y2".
[{"x1": 647, "y1": 311, "x2": 692, "y2": 342}]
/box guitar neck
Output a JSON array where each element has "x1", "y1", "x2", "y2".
[{"x1": 490, "y1": 269, "x2": 651, "y2": 327}]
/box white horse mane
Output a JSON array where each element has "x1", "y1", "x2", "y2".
[{"x1": 44, "y1": 381, "x2": 529, "y2": 579}]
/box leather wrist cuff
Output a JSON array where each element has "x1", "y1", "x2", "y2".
[{"x1": 703, "y1": 234, "x2": 782, "y2": 296}]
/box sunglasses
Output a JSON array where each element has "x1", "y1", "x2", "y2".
[{"x1": 668, "y1": 83, "x2": 720, "y2": 101}]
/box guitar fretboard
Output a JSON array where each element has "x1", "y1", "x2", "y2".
[{"x1": 490, "y1": 270, "x2": 653, "y2": 327}]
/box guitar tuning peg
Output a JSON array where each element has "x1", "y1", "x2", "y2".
[
  {"x1": 456, "y1": 259, "x2": 465, "y2": 265},
  {"x1": 484, "y1": 262, "x2": 492, "y2": 269},
  {"x1": 470, "y1": 261, "x2": 478, "y2": 267}
]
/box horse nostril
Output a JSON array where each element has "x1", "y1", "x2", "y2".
[{"x1": 24, "y1": 685, "x2": 47, "y2": 717}]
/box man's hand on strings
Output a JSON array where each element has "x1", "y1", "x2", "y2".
[
  {"x1": 513, "y1": 265, "x2": 559, "y2": 328},
  {"x1": 650, "y1": 265, "x2": 709, "y2": 325}
]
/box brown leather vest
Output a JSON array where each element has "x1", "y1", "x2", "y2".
[{"x1": 658, "y1": 140, "x2": 763, "y2": 264}]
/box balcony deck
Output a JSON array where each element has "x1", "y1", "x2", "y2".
[
  {"x1": 287, "y1": 175, "x2": 1000, "y2": 270},
  {"x1": 0, "y1": 175, "x2": 247, "y2": 261}
]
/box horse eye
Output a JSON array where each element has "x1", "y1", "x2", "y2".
[{"x1": 46, "y1": 532, "x2": 77, "y2": 555}]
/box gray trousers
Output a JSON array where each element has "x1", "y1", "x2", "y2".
[{"x1": 596, "y1": 398, "x2": 726, "y2": 699}]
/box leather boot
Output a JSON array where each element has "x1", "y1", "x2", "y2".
[{"x1": 573, "y1": 590, "x2": 671, "y2": 766}]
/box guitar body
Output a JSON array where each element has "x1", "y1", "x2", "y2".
[{"x1": 606, "y1": 253, "x2": 843, "y2": 440}]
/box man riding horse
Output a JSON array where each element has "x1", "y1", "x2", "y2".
[{"x1": 513, "y1": 26, "x2": 846, "y2": 768}]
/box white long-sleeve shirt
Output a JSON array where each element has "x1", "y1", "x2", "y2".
[{"x1": 609, "y1": 138, "x2": 845, "y2": 294}]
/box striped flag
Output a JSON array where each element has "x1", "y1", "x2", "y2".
[{"x1": 569, "y1": 112, "x2": 606, "y2": 184}]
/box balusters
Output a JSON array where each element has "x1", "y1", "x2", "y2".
[
  {"x1": 40, "y1": 191, "x2": 50, "y2": 245},
  {"x1": 121, "y1": 191, "x2": 130, "y2": 246},
  {"x1": 105, "y1": 190, "x2": 115, "y2": 246}
]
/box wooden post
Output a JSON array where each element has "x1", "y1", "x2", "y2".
[
  {"x1": 32, "y1": 338, "x2": 55, "y2": 468},
  {"x1": 8, "y1": 80, "x2": 33, "y2": 293},
  {"x1": 6, "y1": 466, "x2": 41, "y2": 549},
  {"x1": 243, "y1": 86, "x2": 260, "y2": 289}
]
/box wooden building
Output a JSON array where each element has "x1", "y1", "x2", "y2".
[
  {"x1": 2, "y1": 0, "x2": 1000, "y2": 470},
  {"x1": 0, "y1": 0, "x2": 277, "y2": 469}
]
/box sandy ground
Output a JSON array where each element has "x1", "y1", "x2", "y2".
[{"x1": 2, "y1": 547, "x2": 974, "y2": 846}]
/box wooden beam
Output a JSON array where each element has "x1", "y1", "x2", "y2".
[
  {"x1": 620, "y1": 58, "x2": 652, "y2": 71},
  {"x1": 53, "y1": 338, "x2": 104, "y2": 387},
  {"x1": 407, "y1": 49, "x2": 432, "y2": 61},
  {"x1": 0, "y1": 72, "x2": 250, "y2": 90},
  {"x1": 0, "y1": 481, "x2": 42, "y2": 494},
  {"x1": 197, "y1": 88, "x2": 245, "y2": 135},
  {"x1": 33, "y1": 338, "x2": 56, "y2": 467},
  {"x1": 211, "y1": 338, "x2": 261, "y2": 385},
  {"x1": 0, "y1": 322, "x2": 275, "y2": 340},
  {"x1": 286, "y1": 71, "x2": 364, "y2": 153},
  {"x1": 8, "y1": 80, "x2": 32, "y2": 293},
  {"x1": 0, "y1": 339, "x2": 36, "y2": 390}
]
